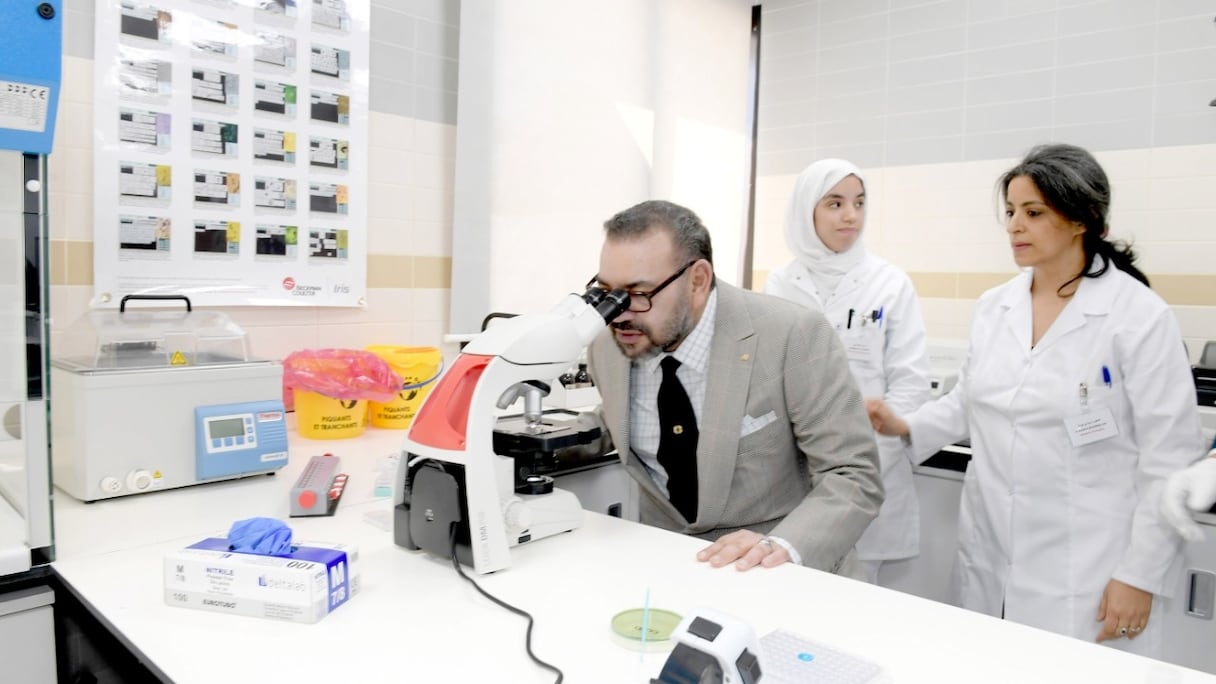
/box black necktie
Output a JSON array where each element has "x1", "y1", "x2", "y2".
[{"x1": 656, "y1": 356, "x2": 699, "y2": 522}]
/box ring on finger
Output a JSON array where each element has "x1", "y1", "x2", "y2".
[
  {"x1": 1130, "y1": 626, "x2": 1143, "y2": 633},
  {"x1": 1117, "y1": 626, "x2": 1129, "y2": 636},
  {"x1": 758, "y1": 537, "x2": 774, "y2": 551}
]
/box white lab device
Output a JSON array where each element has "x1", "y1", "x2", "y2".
[
  {"x1": 51, "y1": 301, "x2": 286, "y2": 502},
  {"x1": 926, "y1": 338, "x2": 966, "y2": 398},
  {"x1": 651, "y1": 608, "x2": 764, "y2": 684},
  {"x1": 392, "y1": 287, "x2": 630, "y2": 574}
]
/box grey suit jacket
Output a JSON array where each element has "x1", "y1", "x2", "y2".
[{"x1": 587, "y1": 280, "x2": 883, "y2": 575}]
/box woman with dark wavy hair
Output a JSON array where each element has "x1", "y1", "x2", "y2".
[{"x1": 866, "y1": 143, "x2": 1202, "y2": 658}]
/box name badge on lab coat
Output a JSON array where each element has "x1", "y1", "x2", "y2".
[{"x1": 1064, "y1": 408, "x2": 1119, "y2": 447}]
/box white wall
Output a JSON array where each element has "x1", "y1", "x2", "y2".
[{"x1": 449, "y1": 0, "x2": 755, "y2": 333}]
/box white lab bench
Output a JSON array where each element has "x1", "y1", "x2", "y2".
[{"x1": 49, "y1": 419, "x2": 1216, "y2": 684}]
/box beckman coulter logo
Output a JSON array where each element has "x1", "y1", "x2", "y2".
[{"x1": 283, "y1": 277, "x2": 296, "y2": 291}]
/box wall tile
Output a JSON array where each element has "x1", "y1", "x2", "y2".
[
  {"x1": 1154, "y1": 79, "x2": 1216, "y2": 117},
  {"x1": 888, "y1": 0, "x2": 968, "y2": 36},
  {"x1": 966, "y1": 0, "x2": 1057, "y2": 22},
  {"x1": 810, "y1": 142, "x2": 886, "y2": 169},
  {"x1": 1157, "y1": 0, "x2": 1216, "y2": 20},
  {"x1": 763, "y1": 0, "x2": 816, "y2": 12},
  {"x1": 761, "y1": 52, "x2": 820, "y2": 85},
  {"x1": 757, "y1": 148, "x2": 819, "y2": 177},
  {"x1": 889, "y1": 26, "x2": 968, "y2": 62},
  {"x1": 1176, "y1": 305, "x2": 1216, "y2": 341},
  {"x1": 369, "y1": 77, "x2": 415, "y2": 119},
  {"x1": 1055, "y1": 56, "x2": 1157, "y2": 95},
  {"x1": 415, "y1": 21, "x2": 460, "y2": 60},
  {"x1": 412, "y1": 220, "x2": 451, "y2": 257},
  {"x1": 412, "y1": 88, "x2": 458, "y2": 128},
  {"x1": 764, "y1": 3, "x2": 819, "y2": 29},
  {"x1": 63, "y1": 7, "x2": 95, "y2": 59},
  {"x1": 367, "y1": 217, "x2": 412, "y2": 256},
  {"x1": 818, "y1": 39, "x2": 889, "y2": 73},
  {"x1": 963, "y1": 127, "x2": 1054, "y2": 161},
  {"x1": 887, "y1": 108, "x2": 966, "y2": 140},
  {"x1": 814, "y1": 117, "x2": 886, "y2": 146},
  {"x1": 760, "y1": 99, "x2": 820, "y2": 129},
  {"x1": 820, "y1": 0, "x2": 889, "y2": 24},
  {"x1": 412, "y1": 53, "x2": 458, "y2": 93},
  {"x1": 967, "y1": 12, "x2": 1056, "y2": 50},
  {"x1": 412, "y1": 120, "x2": 456, "y2": 156},
  {"x1": 815, "y1": 65, "x2": 888, "y2": 97},
  {"x1": 887, "y1": 81, "x2": 966, "y2": 115},
  {"x1": 760, "y1": 75, "x2": 818, "y2": 106},
  {"x1": 966, "y1": 99, "x2": 1054, "y2": 134},
  {"x1": 966, "y1": 40, "x2": 1056, "y2": 79},
  {"x1": 965, "y1": 69, "x2": 1055, "y2": 108},
  {"x1": 1156, "y1": 16, "x2": 1216, "y2": 52},
  {"x1": 1057, "y1": 0, "x2": 1157, "y2": 37},
  {"x1": 757, "y1": 123, "x2": 816, "y2": 153},
  {"x1": 884, "y1": 135, "x2": 966, "y2": 166},
  {"x1": 372, "y1": 41, "x2": 418, "y2": 86},
  {"x1": 370, "y1": 5, "x2": 418, "y2": 49},
  {"x1": 889, "y1": 54, "x2": 966, "y2": 88},
  {"x1": 397, "y1": 0, "x2": 460, "y2": 27},
  {"x1": 1056, "y1": 26, "x2": 1157, "y2": 66},
  {"x1": 1156, "y1": 48, "x2": 1216, "y2": 84},
  {"x1": 370, "y1": 111, "x2": 415, "y2": 151},
  {"x1": 762, "y1": 25, "x2": 818, "y2": 59},
  {"x1": 1148, "y1": 143, "x2": 1216, "y2": 177},
  {"x1": 817, "y1": 13, "x2": 890, "y2": 50},
  {"x1": 1054, "y1": 87, "x2": 1154, "y2": 126},
  {"x1": 1152, "y1": 113, "x2": 1216, "y2": 148},
  {"x1": 816, "y1": 90, "x2": 887, "y2": 122}
]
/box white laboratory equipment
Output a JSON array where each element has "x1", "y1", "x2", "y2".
[{"x1": 50, "y1": 302, "x2": 286, "y2": 502}]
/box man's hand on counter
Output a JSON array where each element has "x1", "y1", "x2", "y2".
[{"x1": 697, "y1": 530, "x2": 791, "y2": 571}]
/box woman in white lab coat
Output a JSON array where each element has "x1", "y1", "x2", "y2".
[
  {"x1": 867, "y1": 144, "x2": 1202, "y2": 657},
  {"x1": 764, "y1": 159, "x2": 930, "y2": 584}
]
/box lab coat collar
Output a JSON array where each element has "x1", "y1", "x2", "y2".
[
  {"x1": 1002, "y1": 262, "x2": 1120, "y2": 354},
  {"x1": 997, "y1": 263, "x2": 1119, "y2": 315}
]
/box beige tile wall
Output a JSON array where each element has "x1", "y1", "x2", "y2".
[{"x1": 46, "y1": 56, "x2": 457, "y2": 364}]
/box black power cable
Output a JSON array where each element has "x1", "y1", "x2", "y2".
[{"x1": 448, "y1": 522, "x2": 564, "y2": 683}]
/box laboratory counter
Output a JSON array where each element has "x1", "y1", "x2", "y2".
[{"x1": 49, "y1": 421, "x2": 1216, "y2": 683}]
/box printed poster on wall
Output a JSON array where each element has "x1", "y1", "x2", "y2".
[{"x1": 92, "y1": 0, "x2": 370, "y2": 307}]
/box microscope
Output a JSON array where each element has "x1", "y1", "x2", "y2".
[{"x1": 392, "y1": 287, "x2": 629, "y2": 574}]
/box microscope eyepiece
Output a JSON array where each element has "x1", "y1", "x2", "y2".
[
  {"x1": 580, "y1": 286, "x2": 630, "y2": 323},
  {"x1": 594, "y1": 289, "x2": 631, "y2": 323},
  {"x1": 581, "y1": 286, "x2": 607, "y2": 308}
]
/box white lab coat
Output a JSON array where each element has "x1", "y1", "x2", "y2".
[
  {"x1": 906, "y1": 264, "x2": 1201, "y2": 656},
  {"x1": 766, "y1": 254, "x2": 931, "y2": 560}
]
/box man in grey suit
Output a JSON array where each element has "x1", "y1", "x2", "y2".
[{"x1": 586, "y1": 200, "x2": 883, "y2": 577}]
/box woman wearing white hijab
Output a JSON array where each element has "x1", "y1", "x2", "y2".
[{"x1": 764, "y1": 159, "x2": 931, "y2": 584}]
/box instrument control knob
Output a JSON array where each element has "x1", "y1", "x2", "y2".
[
  {"x1": 126, "y1": 469, "x2": 153, "y2": 491},
  {"x1": 99, "y1": 476, "x2": 122, "y2": 494},
  {"x1": 504, "y1": 500, "x2": 533, "y2": 534}
]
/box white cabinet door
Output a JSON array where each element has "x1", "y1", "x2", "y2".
[{"x1": 0, "y1": 587, "x2": 57, "y2": 683}]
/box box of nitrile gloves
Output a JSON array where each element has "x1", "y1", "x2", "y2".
[{"x1": 163, "y1": 538, "x2": 360, "y2": 624}]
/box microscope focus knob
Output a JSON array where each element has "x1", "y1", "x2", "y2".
[{"x1": 503, "y1": 500, "x2": 533, "y2": 534}]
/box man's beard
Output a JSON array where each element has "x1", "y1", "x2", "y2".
[{"x1": 612, "y1": 290, "x2": 694, "y2": 358}]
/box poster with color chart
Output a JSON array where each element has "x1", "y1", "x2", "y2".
[{"x1": 91, "y1": 0, "x2": 370, "y2": 307}]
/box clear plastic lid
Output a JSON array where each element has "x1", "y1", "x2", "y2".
[{"x1": 54, "y1": 305, "x2": 259, "y2": 371}]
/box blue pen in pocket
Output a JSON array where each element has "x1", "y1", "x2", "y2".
[{"x1": 1101, "y1": 365, "x2": 1112, "y2": 388}]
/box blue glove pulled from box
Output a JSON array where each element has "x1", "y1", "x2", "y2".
[{"x1": 227, "y1": 517, "x2": 294, "y2": 555}]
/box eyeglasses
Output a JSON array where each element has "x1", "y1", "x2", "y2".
[{"x1": 585, "y1": 260, "x2": 698, "y2": 313}]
